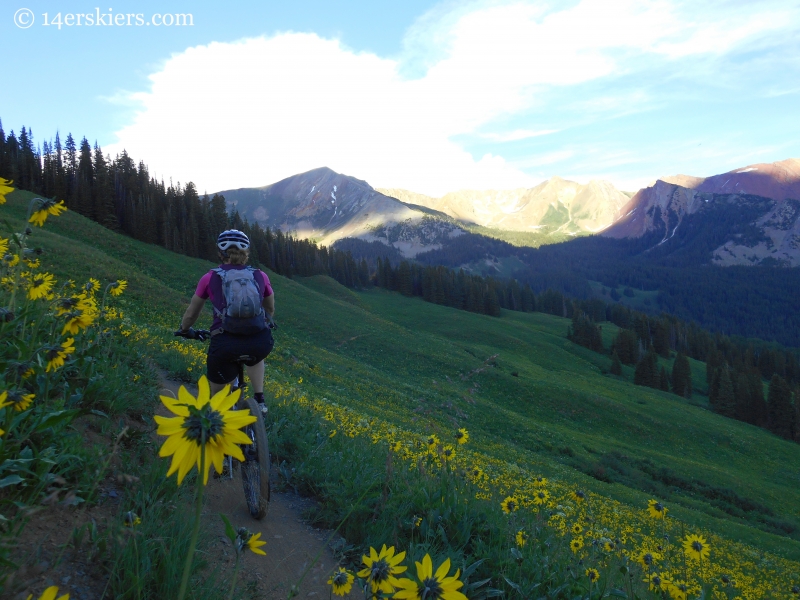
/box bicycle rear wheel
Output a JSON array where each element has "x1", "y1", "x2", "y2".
[{"x1": 240, "y1": 397, "x2": 270, "y2": 519}]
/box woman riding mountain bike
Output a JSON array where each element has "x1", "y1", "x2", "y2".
[
  {"x1": 175, "y1": 229, "x2": 275, "y2": 518},
  {"x1": 178, "y1": 229, "x2": 275, "y2": 413}
]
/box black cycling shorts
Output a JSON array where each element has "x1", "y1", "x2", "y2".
[{"x1": 206, "y1": 328, "x2": 274, "y2": 385}]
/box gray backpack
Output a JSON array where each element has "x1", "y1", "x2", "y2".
[{"x1": 212, "y1": 267, "x2": 267, "y2": 335}]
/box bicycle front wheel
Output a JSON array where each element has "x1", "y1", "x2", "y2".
[{"x1": 240, "y1": 397, "x2": 271, "y2": 519}]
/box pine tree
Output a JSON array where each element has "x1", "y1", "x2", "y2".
[
  {"x1": 397, "y1": 261, "x2": 413, "y2": 296},
  {"x1": 375, "y1": 258, "x2": 386, "y2": 288},
  {"x1": 92, "y1": 145, "x2": 118, "y2": 230},
  {"x1": 653, "y1": 320, "x2": 671, "y2": 358},
  {"x1": 767, "y1": 374, "x2": 793, "y2": 439},
  {"x1": 734, "y1": 372, "x2": 751, "y2": 423},
  {"x1": 76, "y1": 137, "x2": 94, "y2": 217},
  {"x1": 747, "y1": 372, "x2": 768, "y2": 426},
  {"x1": 670, "y1": 352, "x2": 692, "y2": 398},
  {"x1": 715, "y1": 368, "x2": 736, "y2": 417},
  {"x1": 794, "y1": 391, "x2": 800, "y2": 442},
  {"x1": 611, "y1": 329, "x2": 638, "y2": 365},
  {"x1": 610, "y1": 351, "x2": 622, "y2": 376},
  {"x1": 64, "y1": 133, "x2": 77, "y2": 204},
  {"x1": 0, "y1": 118, "x2": 7, "y2": 179},
  {"x1": 568, "y1": 310, "x2": 603, "y2": 352},
  {"x1": 358, "y1": 258, "x2": 370, "y2": 287},
  {"x1": 659, "y1": 366, "x2": 670, "y2": 392},
  {"x1": 634, "y1": 351, "x2": 658, "y2": 388},
  {"x1": 484, "y1": 285, "x2": 501, "y2": 317}
]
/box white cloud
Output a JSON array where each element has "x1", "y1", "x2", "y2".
[
  {"x1": 481, "y1": 129, "x2": 560, "y2": 142},
  {"x1": 107, "y1": 0, "x2": 799, "y2": 196}
]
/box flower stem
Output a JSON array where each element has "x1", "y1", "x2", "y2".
[
  {"x1": 227, "y1": 551, "x2": 242, "y2": 600},
  {"x1": 178, "y1": 439, "x2": 206, "y2": 600}
]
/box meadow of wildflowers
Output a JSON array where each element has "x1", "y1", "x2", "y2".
[{"x1": 3, "y1": 184, "x2": 800, "y2": 598}]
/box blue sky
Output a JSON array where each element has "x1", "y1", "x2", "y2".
[{"x1": 3, "y1": 0, "x2": 799, "y2": 195}]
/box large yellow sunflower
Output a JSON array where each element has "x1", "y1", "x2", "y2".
[
  {"x1": 646, "y1": 573, "x2": 670, "y2": 592},
  {"x1": 61, "y1": 295, "x2": 98, "y2": 335},
  {"x1": 45, "y1": 338, "x2": 75, "y2": 372},
  {"x1": 455, "y1": 428, "x2": 469, "y2": 445},
  {"x1": 393, "y1": 554, "x2": 467, "y2": 600},
  {"x1": 0, "y1": 237, "x2": 8, "y2": 256},
  {"x1": 425, "y1": 434, "x2": 439, "y2": 453},
  {"x1": 500, "y1": 496, "x2": 518, "y2": 514},
  {"x1": 647, "y1": 499, "x2": 668, "y2": 519},
  {"x1": 637, "y1": 550, "x2": 660, "y2": 570},
  {"x1": 532, "y1": 489, "x2": 550, "y2": 505},
  {"x1": 357, "y1": 544, "x2": 407, "y2": 594},
  {"x1": 8, "y1": 391, "x2": 34, "y2": 411},
  {"x1": 109, "y1": 279, "x2": 127, "y2": 296},
  {"x1": 155, "y1": 376, "x2": 256, "y2": 485},
  {"x1": 515, "y1": 529, "x2": 528, "y2": 548},
  {"x1": 682, "y1": 533, "x2": 710, "y2": 562},
  {"x1": 3, "y1": 254, "x2": 19, "y2": 268},
  {"x1": 28, "y1": 272, "x2": 55, "y2": 300},
  {"x1": 668, "y1": 580, "x2": 690, "y2": 600},
  {"x1": 29, "y1": 199, "x2": 67, "y2": 227},
  {"x1": 0, "y1": 178, "x2": 14, "y2": 205},
  {"x1": 84, "y1": 278, "x2": 101, "y2": 294},
  {"x1": 328, "y1": 568, "x2": 355, "y2": 597},
  {"x1": 570, "y1": 537, "x2": 584, "y2": 554}
]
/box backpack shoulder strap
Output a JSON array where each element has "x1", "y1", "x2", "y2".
[{"x1": 210, "y1": 268, "x2": 226, "y2": 316}]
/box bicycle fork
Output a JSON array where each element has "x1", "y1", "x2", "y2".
[{"x1": 221, "y1": 424, "x2": 258, "y2": 480}]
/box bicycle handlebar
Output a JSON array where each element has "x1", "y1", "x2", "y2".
[
  {"x1": 174, "y1": 318, "x2": 277, "y2": 341},
  {"x1": 174, "y1": 328, "x2": 211, "y2": 341}
]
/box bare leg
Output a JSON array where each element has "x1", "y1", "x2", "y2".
[
  {"x1": 209, "y1": 380, "x2": 233, "y2": 396},
  {"x1": 245, "y1": 360, "x2": 265, "y2": 394}
]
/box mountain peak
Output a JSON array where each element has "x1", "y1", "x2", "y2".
[
  {"x1": 380, "y1": 177, "x2": 628, "y2": 234},
  {"x1": 602, "y1": 157, "x2": 800, "y2": 266}
]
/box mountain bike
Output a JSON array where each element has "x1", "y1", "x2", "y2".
[{"x1": 174, "y1": 327, "x2": 272, "y2": 519}]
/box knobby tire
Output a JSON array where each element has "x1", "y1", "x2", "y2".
[{"x1": 240, "y1": 397, "x2": 271, "y2": 519}]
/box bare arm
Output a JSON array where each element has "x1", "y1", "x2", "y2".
[
  {"x1": 263, "y1": 292, "x2": 275, "y2": 318},
  {"x1": 180, "y1": 294, "x2": 206, "y2": 331}
]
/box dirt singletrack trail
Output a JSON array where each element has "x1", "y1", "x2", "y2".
[{"x1": 158, "y1": 377, "x2": 358, "y2": 599}]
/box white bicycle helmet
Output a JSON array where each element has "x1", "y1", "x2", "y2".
[{"x1": 216, "y1": 229, "x2": 250, "y2": 251}]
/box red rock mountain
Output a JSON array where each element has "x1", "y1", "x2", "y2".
[
  {"x1": 605, "y1": 159, "x2": 800, "y2": 239},
  {"x1": 602, "y1": 159, "x2": 800, "y2": 266}
]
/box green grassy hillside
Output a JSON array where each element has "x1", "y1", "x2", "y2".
[{"x1": 6, "y1": 190, "x2": 800, "y2": 574}]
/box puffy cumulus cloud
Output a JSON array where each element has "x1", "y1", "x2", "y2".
[
  {"x1": 109, "y1": 32, "x2": 539, "y2": 196},
  {"x1": 108, "y1": 0, "x2": 798, "y2": 196}
]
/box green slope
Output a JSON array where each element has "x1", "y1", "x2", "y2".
[{"x1": 6, "y1": 189, "x2": 800, "y2": 561}]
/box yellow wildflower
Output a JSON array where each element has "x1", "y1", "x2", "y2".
[
  {"x1": 328, "y1": 568, "x2": 354, "y2": 596},
  {"x1": 0, "y1": 178, "x2": 14, "y2": 204},
  {"x1": 683, "y1": 533, "x2": 710, "y2": 562},
  {"x1": 394, "y1": 554, "x2": 467, "y2": 600},
  {"x1": 357, "y1": 544, "x2": 407, "y2": 594},
  {"x1": 154, "y1": 376, "x2": 256, "y2": 485},
  {"x1": 109, "y1": 279, "x2": 127, "y2": 296},
  {"x1": 27, "y1": 272, "x2": 55, "y2": 300},
  {"x1": 29, "y1": 199, "x2": 67, "y2": 226},
  {"x1": 45, "y1": 338, "x2": 75, "y2": 372}
]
